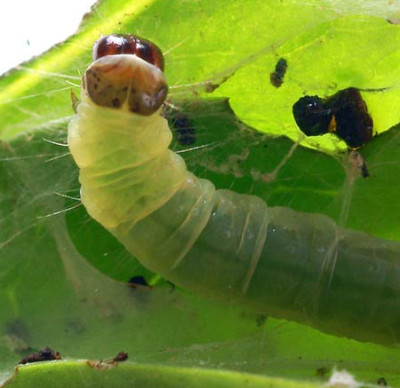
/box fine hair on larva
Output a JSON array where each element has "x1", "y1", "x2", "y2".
[{"x1": 68, "y1": 36, "x2": 400, "y2": 346}]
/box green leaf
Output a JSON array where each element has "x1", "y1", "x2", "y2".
[
  {"x1": 3, "y1": 360, "x2": 323, "y2": 388},
  {"x1": 1, "y1": 0, "x2": 400, "y2": 387}
]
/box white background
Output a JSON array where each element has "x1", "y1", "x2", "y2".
[{"x1": 0, "y1": 0, "x2": 96, "y2": 75}]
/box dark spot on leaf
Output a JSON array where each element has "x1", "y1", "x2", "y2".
[
  {"x1": 112, "y1": 351, "x2": 128, "y2": 363},
  {"x1": 292, "y1": 95, "x2": 333, "y2": 136},
  {"x1": 270, "y1": 58, "x2": 288, "y2": 88},
  {"x1": 171, "y1": 113, "x2": 196, "y2": 145},
  {"x1": 292, "y1": 87, "x2": 373, "y2": 149},
  {"x1": 329, "y1": 88, "x2": 373, "y2": 149},
  {"x1": 18, "y1": 347, "x2": 61, "y2": 365}
]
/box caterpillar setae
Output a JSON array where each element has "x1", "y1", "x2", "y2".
[{"x1": 68, "y1": 34, "x2": 400, "y2": 345}]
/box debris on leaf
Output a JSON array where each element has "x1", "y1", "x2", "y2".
[
  {"x1": 328, "y1": 369, "x2": 360, "y2": 387},
  {"x1": 87, "y1": 351, "x2": 128, "y2": 369},
  {"x1": 112, "y1": 351, "x2": 128, "y2": 363},
  {"x1": 270, "y1": 58, "x2": 288, "y2": 88},
  {"x1": 18, "y1": 347, "x2": 61, "y2": 365}
]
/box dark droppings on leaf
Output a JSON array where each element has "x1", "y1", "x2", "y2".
[
  {"x1": 270, "y1": 58, "x2": 288, "y2": 88},
  {"x1": 171, "y1": 113, "x2": 196, "y2": 146},
  {"x1": 112, "y1": 351, "x2": 128, "y2": 363},
  {"x1": 292, "y1": 87, "x2": 373, "y2": 149},
  {"x1": 329, "y1": 88, "x2": 373, "y2": 149},
  {"x1": 18, "y1": 347, "x2": 61, "y2": 364},
  {"x1": 292, "y1": 95, "x2": 333, "y2": 136}
]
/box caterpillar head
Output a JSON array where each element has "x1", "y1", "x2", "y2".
[
  {"x1": 93, "y1": 34, "x2": 165, "y2": 71},
  {"x1": 83, "y1": 53, "x2": 168, "y2": 116}
]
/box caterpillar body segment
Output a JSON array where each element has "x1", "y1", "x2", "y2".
[
  {"x1": 68, "y1": 51, "x2": 400, "y2": 345},
  {"x1": 69, "y1": 101, "x2": 187, "y2": 228}
]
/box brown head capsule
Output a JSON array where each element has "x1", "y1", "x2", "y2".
[
  {"x1": 93, "y1": 34, "x2": 165, "y2": 71},
  {"x1": 84, "y1": 54, "x2": 168, "y2": 116}
]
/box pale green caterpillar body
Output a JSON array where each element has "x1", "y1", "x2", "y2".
[{"x1": 68, "y1": 51, "x2": 400, "y2": 345}]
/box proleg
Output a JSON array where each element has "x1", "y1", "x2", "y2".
[{"x1": 68, "y1": 36, "x2": 400, "y2": 345}]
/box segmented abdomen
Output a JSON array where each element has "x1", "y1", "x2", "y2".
[{"x1": 69, "y1": 99, "x2": 400, "y2": 345}]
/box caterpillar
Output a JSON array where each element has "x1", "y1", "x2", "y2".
[{"x1": 68, "y1": 35, "x2": 400, "y2": 345}]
